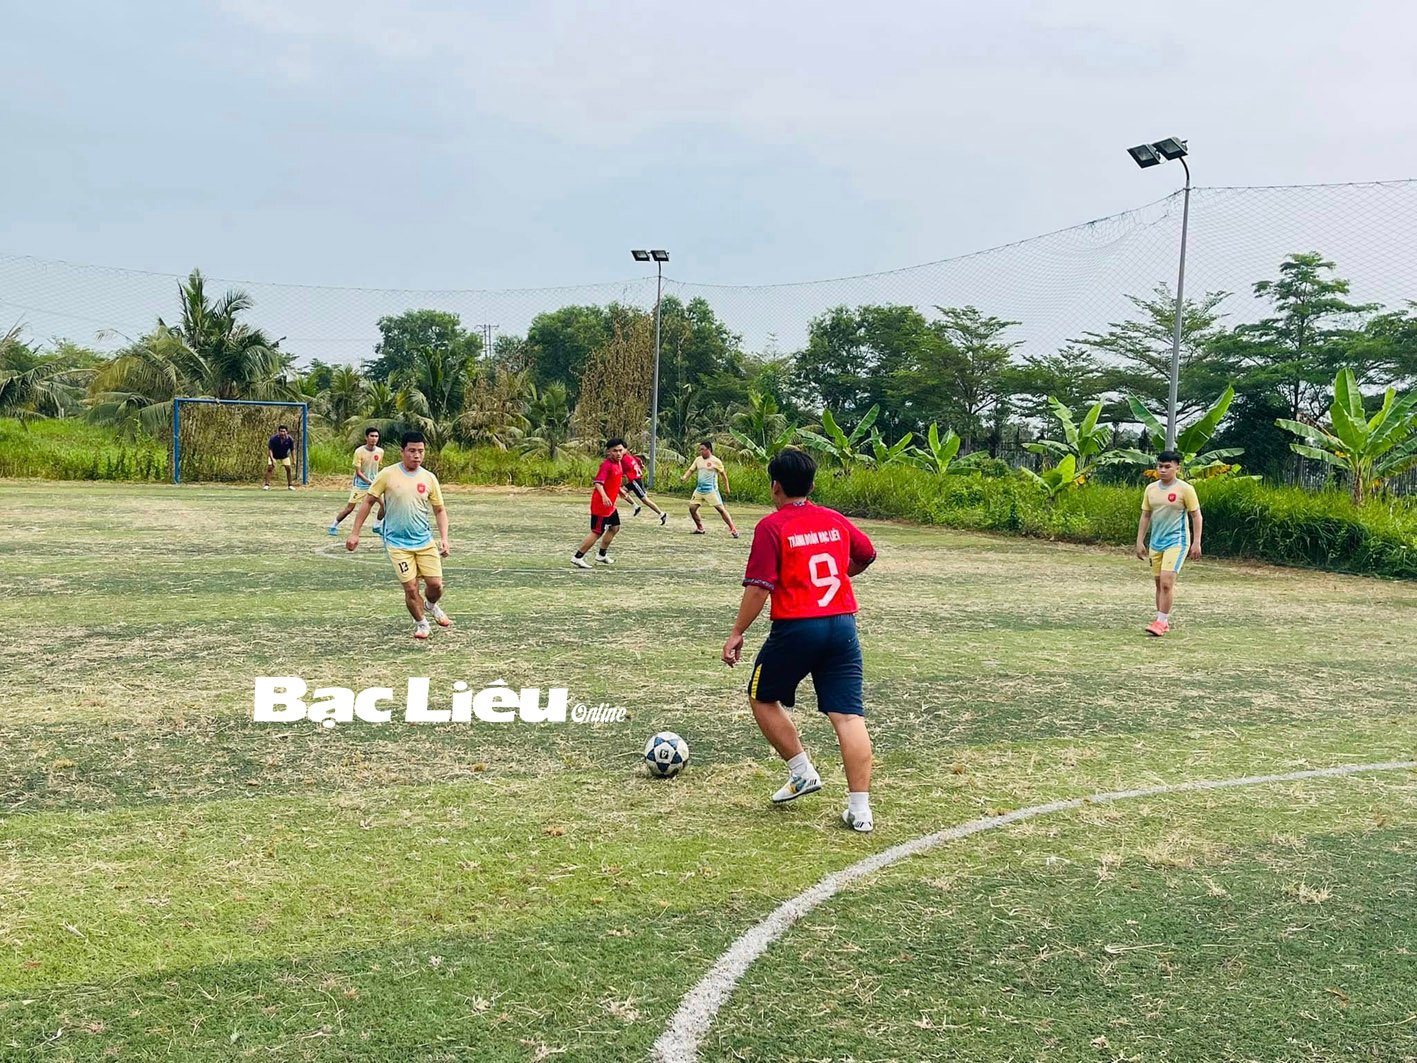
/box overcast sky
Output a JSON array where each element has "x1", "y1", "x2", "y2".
[{"x1": 3, "y1": 0, "x2": 1416, "y2": 293}]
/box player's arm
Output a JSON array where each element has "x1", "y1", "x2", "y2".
[
  {"x1": 719, "y1": 463, "x2": 731, "y2": 495},
  {"x1": 846, "y1": 521, "x2": 877, "y2": 578},
  {"x1": 722, "y1": 586, "x2": 770, "y2": 665},
  {"x1": 725, "y1": 528, "x2": 779, "y2": 665},
  {"x1": 680, "y1": 459, "x2": 695, "y2": 483},
  {"x1": 435, "y1": 504, "x2": 450, "y2": 555},
  {"x1": 593, "y1": 478, "x2": 612, "y2": 509},
  {"x1": 1187, "y1": 499, "x2": 1203, "y2": 559},
  {"x1": 1135, "y1": 509, "x2": 1152, "y2": 560},
  {"x1": 345, "y1": 494, "x2": 377, "y2": 550}
]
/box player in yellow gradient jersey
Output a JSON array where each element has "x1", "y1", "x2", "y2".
[
  {"x1": 346, "y1": 431, "x2": 452, "y2": 640},
  {"x1": 1134, "y1": 450, "x2": 1203, "y2": 637},
  {"x1": 329, "y1": 427, "x2": 386, "y2": 537}
]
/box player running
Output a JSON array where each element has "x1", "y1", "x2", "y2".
[
  {"x1": 681, "y1": 441, "x2": 738, "y2": 537},
  {"x1": 721, "y1": 448, "x2": 879, "y2": 833},
  {"x1": 572, "y1": 438, "x2": 627, "y2": 569},
  {"x1": 1134, "y1": 449, "x2": 1203, "y2": 637},
  {"x1": 345, "y1": 431, "x2": 452, "y2": 640},
  {"x1": 329, "y1": 427, "x2": 386, "y2": 537},
  {"x1": 620, "y1": 450, "x2": 668, "y2": 524},
  {"x1": 263, "y1": 425, "x2": 297, "y2": 490}
]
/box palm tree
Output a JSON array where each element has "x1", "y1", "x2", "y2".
[
  {"x1": 522, "y1": 381, "x2": 574, "y2": 460},
  {"x1": 0, "y1": 325, "x2": 93, "y2": 425},
  {"x1": 460, "y1": 365, "x2": 532, "y2": 450},
  {"x1": 317, "y1": 365, "x2": 367, "y2": 430}
]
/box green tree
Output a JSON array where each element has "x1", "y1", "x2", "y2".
[
  {"x1": 316, "y1": 365, "x2": 367, "y2": 430},
  {"x1": 521, "y1": 381, "x2": 574, "y2": 460},
  {"x1": 893, "y1": 306, "x2": 1019, "y2": 448},
  {"x1": 1026, "y1": 397, "x2": 1142, "y2": 482},
  {"x1": 795, "y1": 305, "x2": 934, "y2": 434},
  {"x1": 461, "y1": 365, "x2": 532, "y2": 450},
  {"x1": 525, "y1": 305, "x2": 614, "y2": 398},
  {"x1": 1126, "y1": 384, "x2": 1246, "y2": 478},
  {"x1": 0, "y1": 325, "x2": 93, "y2": 424},
  {"x1": 656, "y1": 296, "x2": 741, "y2": 404},
  {"x1": 366, "y1": 309, "x2": 482, "y2": 383},
  {"x1": 1003, "y1": 349, "x2": 1109, "y2": 424}
]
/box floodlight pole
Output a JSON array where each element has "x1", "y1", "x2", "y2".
[
  {"x1": 1166, "y1": 157, "x2": 1191, "y2": 451},
  {"x1": 649, "y1": 259, "x2": 664, "y2": 489}
]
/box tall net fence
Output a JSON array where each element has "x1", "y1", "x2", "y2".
[{"x1": 2, "y1": 179, "x2": 1415, "y2": 366}]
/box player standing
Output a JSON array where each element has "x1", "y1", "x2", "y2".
[
  {"x1": 721, "y1": 448, "x2": 879, "y2": 833},
  {"x1": 345, "y1": 431, "x2": 452, "y2": 640},
  {"x1": 263, "y1": 424, "x2": 297, "y2": 490},
  {"x1": 1134, "y1": 450, "x2": 1203, "y2": 637},
  {"x1": 681, "y1": 441, "x2": 738, "y2": 537},
  {"x1": 621, "y1": 450, "x2": 668, "y2": 524},
  {"x1": 329, "y1": 427, "x2": 386, "y2": 536},
  {"x1": 572, "y1": 438, "x2": 626, "y2": 569}
]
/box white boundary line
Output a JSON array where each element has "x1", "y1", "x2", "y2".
[{"x1": 652, "y1": 759, "x2": 1417, "y2": 1063}]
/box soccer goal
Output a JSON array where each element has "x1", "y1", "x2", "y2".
[{"x1": 171, "y1": 398, "x2": 309, "y2": 485}]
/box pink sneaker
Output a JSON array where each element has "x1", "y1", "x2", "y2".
[{"x1": 1145, "y1": 619, "x2": 1170, "y2": 637}]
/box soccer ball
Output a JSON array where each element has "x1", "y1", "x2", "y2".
[{"x1": 644, "y1": 731, "x2": 690, "y2": 777}]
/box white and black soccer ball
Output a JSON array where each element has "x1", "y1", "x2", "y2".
[{"x1": 644, "y1": 731, "x2": 690, "y2": 778}]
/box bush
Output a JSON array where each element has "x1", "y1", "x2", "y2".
[{"x1": 0, "y1": 419, "x2": 167, "y2": 481}]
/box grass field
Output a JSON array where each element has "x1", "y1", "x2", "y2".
[{"x1": 2, "y1": 481, "x2": 1415, "y2": 1062}]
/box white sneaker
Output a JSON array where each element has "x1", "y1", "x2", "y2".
[
  {"x1": 841, "y1": 809, "x2": 874, "y2": 833},
  {"x1": 596, "y1": 554, "x2": 615, "y2": 565},
  {"x1": 287, "y1": 485, "x2": 295, "y2": 491},
  {"x1": 571, "y1": 555, "x2": 593, "y2": 569},
  {"x1": 262, "y1": 485, "x2": 270, "y2": 491},
  {"x1": 426, "y1": 602, "x2": 452, "y2": 627},
  {"x1": 413, "y1": 621, "x2": 431, "y2": 640},
  {"x1": 771, "y1": 773, "x2": 823, "y2": 804}
]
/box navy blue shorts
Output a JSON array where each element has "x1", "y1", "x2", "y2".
[{"x1": 748, "y1": 614, "x2": 865, "y2": 717}]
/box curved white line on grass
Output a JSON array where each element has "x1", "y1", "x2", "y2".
[
  {"x1": 652, "y1": 759, "x2": 1417, "y2": 1063},
  {"x1": 310, "y1": 544, "x2": 684, "y2": 574}
]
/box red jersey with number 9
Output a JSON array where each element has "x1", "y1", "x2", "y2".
[{"x1": 742, "y1": 500, "x2": 876, "y2": 620}]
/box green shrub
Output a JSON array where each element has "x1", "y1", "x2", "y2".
[{"x1": 0, "y1": 419, "x2": 167, "y2": 482}]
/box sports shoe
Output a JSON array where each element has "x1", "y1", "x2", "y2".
[
  {"x1": 730, "y1": 530, "x2": 740, "y2": 539},
  {"x1": 841, "y1": 809, "x2": 874, "y2": 833},
  {"x1": 571, "y1": 555, "x2": 593, "y2": 569},
  {"x1": 659, "y1": 512, "x2": 668, "y2": 525},
  {"x1": 691, "y1": 527, "x2": 706, "y2": 535},
  {"x1": 596, "y1": 554, "x2": 615, "y2": 565},
  {"x1": 413, "y1": 621, "x2": 431, "y2": 640},
  {"x1": 262, "y1": 485, "x2": 270, "y2": 491},
  {"x1": 1145, "y1": 619, "x2": 1170, "y2": 637},
  {"x1": 372, "y1": 523, "x2": 383, "y2": 536},
  {"x1": 327, "y1": 524, "x2": 339, "y2": 536},
  {"x1": 426, "y1": 602, "x2": 452, "y2": 627},
  {"x1": 288, "y1": 485, "x2": 296, "y2": 491},
  {"x1": 633, "y1": 505, "x2": 642, "y2": 516},
  {"x1": 771, "y1": 773, "x2": 823, "y2": 804}
]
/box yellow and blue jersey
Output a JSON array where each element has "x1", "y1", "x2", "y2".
[
  {"x1": 366, "y1": 464, "x2": 444, "y2": 549},
  {"x1": 691, "y1": 455, "x2": 725, "y2": 493},
  {"x1": 352, "y1": 445, "x2": 383, "y2": 488},
  {"x1": 1143, "y1": 479, "x2": 1200, "y2": 552}
]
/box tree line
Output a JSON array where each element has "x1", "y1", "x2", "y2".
[{"x1": 2, "y1": 252, "x2": 1415, "y2": 482}]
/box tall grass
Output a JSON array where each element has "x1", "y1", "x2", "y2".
[{"x1": 0, "y1": 419, "x2": 167, "y2": 482}]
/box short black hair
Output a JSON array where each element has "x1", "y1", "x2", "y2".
[
  {"x1": 401, "y1": 431, "x2": 426, "y2": 447},
  {"x1": 277, "y1": 424, "x2": 289, "y2": 431},
  {"x1": 768, "y1": 447, "x2": 815, "y2": 497},
  {"x1": 699, "y1": 440, "x2": 713, "y2": 451},
  {"x1": 1157, "y1": 450, "x2": 1183, "y2": 464},
  {"x1": 605, "y1": 437, "x2": 625, "y2": 450},
  {"x1": 364, "y1": 427, "x2": 379, "y2": 437}
]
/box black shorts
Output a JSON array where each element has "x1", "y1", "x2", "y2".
[
  {"x1": 625, "y1": 480, "x2": 648, "y2": 501},
  {"x1": 748, "y1": 614, "x2": 865, "y2": 716},
  {"x1": 590, "y1": 510, "x2": 621, "y2": 533}
]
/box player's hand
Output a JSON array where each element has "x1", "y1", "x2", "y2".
[
  {"x1": 722, "y1": 633, "x2": 744, "y2": 666},
  {"x1": 439, "y1": 538, "x2": 451, "y2": 557},
  {"x1": 1134, "y1": 545, "x2": 1148, "y2": 561},
  {"x1": 346, "y1": 535, "x2": 359, "y2": 552},
  {"x1": 1188, "y1": 543, "x2": 1202, "y2": 560}
]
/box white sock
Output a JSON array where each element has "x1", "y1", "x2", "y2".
[
  {"x1": 1157, "y1": 611, "x2": 1170, "y2": 623},
  {"x1": 787, "y1": 752, "x2": 816, "y2": 779},
  {"x1": 847, "y1": 791, "x2": 871, "y2": 816}
]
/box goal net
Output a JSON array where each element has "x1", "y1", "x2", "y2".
[{"x1": 172, "y1": 399, "x2": 308, "y2": 484}]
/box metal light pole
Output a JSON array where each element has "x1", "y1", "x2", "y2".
[
  {"x1": 632, "y1": 249, "x2": 669, "y2": 488},
  {"x1": 1127, "y1": 137, "x2": 1190, "y2": 450}
]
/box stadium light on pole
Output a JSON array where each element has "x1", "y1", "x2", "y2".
[
  {"x1": 1127, "y1": 137, "x2": 1190, "y2": 450},
  {"x1": 632, "y1": 249, "x2": 669, "y2": 488}
]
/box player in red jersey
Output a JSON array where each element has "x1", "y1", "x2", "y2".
[
  {"x1": 620, "y1": 450, "x2": 668, "y2": 524},
  {"x1": 721, "y1": 447, "x2": 879, "y2": 832},
  {"x1": 572, "y1": 438, "x2": 627, "y2": 569}
]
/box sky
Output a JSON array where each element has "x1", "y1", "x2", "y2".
[{"x1": 2, "y1": 1, "x2": 1416, "y2": 360}]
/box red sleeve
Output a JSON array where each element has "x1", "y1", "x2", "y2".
[
  {"x1": 743, "y1": 521, "x2": 781, "y2": 591},
  {"x1": 846, "y1": 518, "x2": 876, "y2": 567},
  {"x1": 593, "y1": 460, "x2": 611, "y2": 484}
]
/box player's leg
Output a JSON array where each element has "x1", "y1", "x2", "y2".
[
  {"x1": 422, "y1": 574, "x2": 452, "y2": 627},
  {"x1": 1157, "y1": 570, "x2": 1177, "y2": 615},
  {"x1": 748, "y1": 624, "x2": 822, "y2": 802},
  {"x1": 714, "y1": 502, "x2": 738, "y2": 537},
  {"x1": 330, "y1": 500, "x2": 355, "y2": 534},
  {"x1": 596, "y1": 515, "x2": 621, "y2": 563},
  {"x1": 573, "y1": 517, "x2": 603, "y2": 568},
  {"x1": 263, "y1": 460, "x2": 273, "y2": 489},
  {"x1": 1146, "y1": 550, "x2": 1178, "y2": 635},
  {"x1": 374, "y1": 501, "x2": 385, "y2": 534},
  {"x1": 814, "y1": 614, "x2": 872, "y2": 831},
  {"x1": 689, "y1": 501, "x2": 705, "y2": 533}
]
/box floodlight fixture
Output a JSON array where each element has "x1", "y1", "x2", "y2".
[
  {"x1": 1154, "y1": 137, "x2": 1188, "y2": 161},
  {"x1": 650, "y1": 249, "x2": 669, "y2": 262},
  {"x1": 631, "y1": 249, "x2": 651, "y2": 262},
  {"x1": 1127, "y1": 143, "x2": 1162, "y2": 168}
]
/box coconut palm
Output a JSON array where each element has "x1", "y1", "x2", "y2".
[
  {"x1": 0, "y1": 325, "x2": 93, "y2": 425},
  {"x1": 522, "y1": 381, "x2": 575, "y2": 460}
]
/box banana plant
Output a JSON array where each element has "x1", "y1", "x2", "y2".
[
  {"x1": 868, "y1": 428, "x2": 915, "y2": 467},
  {"x1": 1277, "y1": 368, "x2": 1417, "y2": 502},
  {"x1": 907, "y1": 423, "x2": 962, "y2": 474},
  {"x1": 1025, "y1": 397, "x2": 1142, "y2": 478},
  {"x1": 728, "y1": 424, "x2": 798, "y2": 462},
  {"x1": 1127, "y1": 384, "x2": 1245, "y2": 478},
  {"x1": 798, "y1": 404, "x2": 880, "y2": 468},
  {"x1": 1021, "y1": 454, "x2": 1081, "y2": 499}
]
